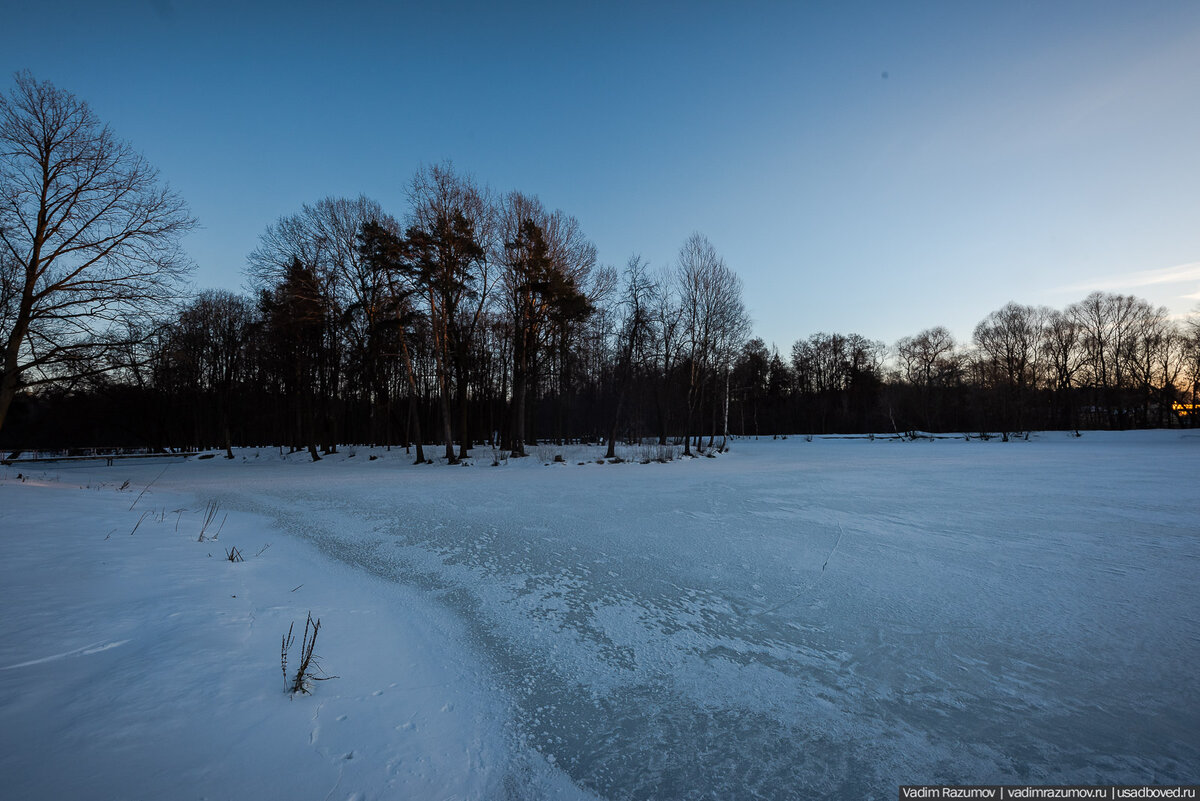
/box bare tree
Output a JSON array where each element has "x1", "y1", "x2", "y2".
[
  {"x1": 1120, "y1": 302, "x2": 1189, "y2": 428},
  {"x1": 0, "y1": 72, "x2": 195, "y2": 434},
  {"x1": 896, "y1": 327, "x2": 956, "y2": 388},
  {"x1": 605, "y1": 255, "x2": 655, "y2": 458},
  {"x1": 711, "y1": 275, "x2": 750, "y2": 451},
  {"x1": 973, "y1": 302, "x2": 1046, "y2": 433},
  {"x1": 1041, "y1": 309, "x2": 1084, "y2": 429},
  {"x1": 649, "y1": 265, "x2": 684, "y2": 445},
  {"x1": 1070, "y1": 292, "x2": 1144, "y2": 427},
  {"x1": 675, "y1": 233, "x2": 747, "y2": 454}
]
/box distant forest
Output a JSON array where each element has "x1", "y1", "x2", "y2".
[{"x1": 3, "y1": 74, "x2": 1199, "y2": 458}]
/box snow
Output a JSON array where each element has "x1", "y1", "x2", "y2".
[{"x1": 1, "y1": 432, "x2": 1197, "y2": 799}]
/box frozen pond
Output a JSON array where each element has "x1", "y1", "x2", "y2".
[{"x1": 184, "y1": 432, "x2": 1200, "y2": 799}]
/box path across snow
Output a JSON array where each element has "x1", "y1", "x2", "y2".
[{"x1": 2, "y1": 432, "x2": 1197, "y2": 799}]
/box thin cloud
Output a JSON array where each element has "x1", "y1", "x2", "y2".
[{"x1": 1057, "y1": 261, "x2": 1200, "y2": 294}]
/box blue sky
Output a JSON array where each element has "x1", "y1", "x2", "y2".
[{"x1": 6, "y1": 0, "x2": 1200, "y2": 349}]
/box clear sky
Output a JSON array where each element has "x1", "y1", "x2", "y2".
[{"x1": 6, "y1": 0, "x2": 1200, "y2": 350}]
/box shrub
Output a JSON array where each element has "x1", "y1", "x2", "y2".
[{"x1": 281, "y1": 612, "x2": 338, "y2": 695}]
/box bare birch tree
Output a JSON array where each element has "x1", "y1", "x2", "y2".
[{"x1": 675, "y1": 233, "x2": 747, "y2": 454}]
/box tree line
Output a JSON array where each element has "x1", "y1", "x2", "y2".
[
  {"x1": 734, "y1": 293, "x2": 1200, "y2": 439},
  {"x1": 2, "y1": 73, "x2": 1199, "y2": 456}
]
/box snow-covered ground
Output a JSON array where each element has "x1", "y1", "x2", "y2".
[{"x1": 1, "y1": 432, "x2": 1197, "y2": 799}]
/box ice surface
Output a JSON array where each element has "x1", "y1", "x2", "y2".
[{"x1": 1, "y1": 432, "x2": 1197, "y2": 799}]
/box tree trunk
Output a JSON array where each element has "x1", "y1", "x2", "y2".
[
  {"x1": 511, "y1": 371, "x2": 528, "y2": 457},
  {"x1": 397, "y1": 333, "x2": 426, "y2": 465},
  {"x1": 435, "y1": 354, "x2": 455, "y2": 461},
  {"x1": 0, "y1": 367, "x2": 20, "y2": 438},
  {"x1": 720, "y1": 369, "x2": 731, "y2": 451},
  {"x1": 407, "y1": 393, "x2": 425, "y2": 464},
  {"x1": 655, "y1": 384, "x2": 668, "y2": 446},
  {"x1": 456, "y1": 361, "x2": 470, "y2": 461},
  {"x1": 509, "y1": 322, "x2": 530, "y2": 457},
  {"x1": 301, "y1": 391, "x2": 321, "y2": 462},
  {"x1": 605, "y1": 388, "x2": 626, "y2": 459}
]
